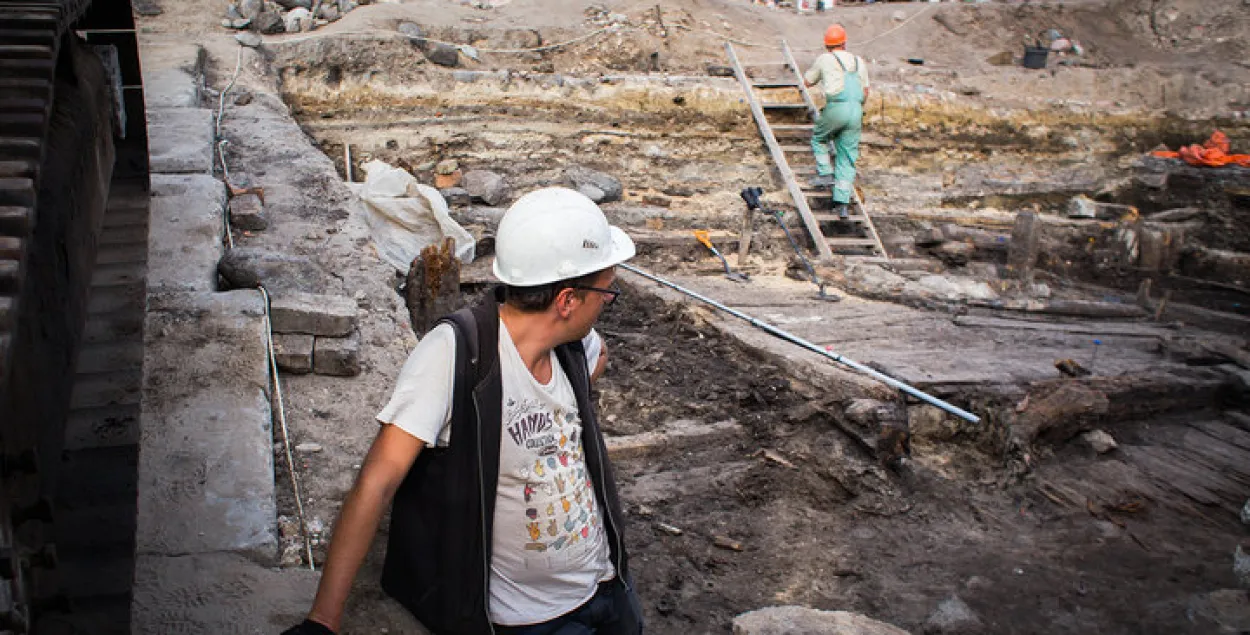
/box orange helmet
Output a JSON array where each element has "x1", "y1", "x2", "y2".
[{"x1": 824, "y1": 24, "x2": 847, "y2": 47}]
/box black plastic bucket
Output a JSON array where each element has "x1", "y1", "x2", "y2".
[{"x1": 1022, "y1": 46, "x2": 1048, "y2": 69}]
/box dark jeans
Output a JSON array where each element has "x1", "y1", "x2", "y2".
[{"x1": 493, "y1": 577, "x2": 643, "y2": 635}]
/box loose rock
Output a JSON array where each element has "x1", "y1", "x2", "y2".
[
  {"x1": 1236, "y1": 543, "x2": 1250, "y2": 589},
  {"x1": 283, "y1": 7, "x2": 312, "y2": 33},
  {"x1": 314, "y1": 331, "x2": 362, "y2": 377},
  {"x1": 564, "y1": 166, "x2": 622, "y2": 203},
  {"x1": 217, "y1": 246, "x2": 330, "y2": 294},
  {"x1": 424, "y1": 43, "x2": 461, "y2": 67},
  {"x1": 238, "y1": 0, "x2": 263, "y2": 20},
  {"x1": 270, "y1": 292, "x2": 357, "y2": 337},
  {"x1": 733, "y1": 606, "x2": 909, "y2": 635},
  {"x1": 253, "y1": 7, "x2": 284, "y2": 34},
  {"x1": 229, "y1": 192, "x2": 267, "y2": 230},
  {"x1": 924, "y1": 595, "x2": 984, "y2": 634},
  {"x1": 398, "y1": 21, "x2": 425, "y2": 46},
  {"x1": 440, "y1": 187, "x2": 471, "y2": 207},
  {"x1": 461, "y1": 169, "x2": 511, "y2": 206},
  {"x1": 1081, "y1": 429, "x2": 1118, "y2": 454},
  {"x1": 235, "y1": 31, "x2": 262, "y2": 47},
  {"x1": 273, "y1": 333, "x2": 314, "y2": 374},
  {"x1": 845, "y1": 398, "x2": 889, "y2": 426}
]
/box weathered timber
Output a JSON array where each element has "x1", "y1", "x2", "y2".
[{"x1": 405, "y1": 237, "x2": 461, "y2": 335}]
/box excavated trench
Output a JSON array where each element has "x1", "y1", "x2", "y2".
[{"x1": 267, "y1": 29, "x2": 1250, "y2": 634}]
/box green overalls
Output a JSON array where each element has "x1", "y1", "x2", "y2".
[{"x1": 811, "y1": 54, "x2": 864, "y2": 206}]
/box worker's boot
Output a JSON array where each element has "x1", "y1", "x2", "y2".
[
  {"x1": 833, "y1": 202, "x2": 849, "y2": 220},
  {"x1": 808, "y1": 174, "x2": 836, "y2": 188}
]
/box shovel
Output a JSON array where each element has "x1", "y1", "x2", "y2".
[{"x1": 693, "y1": 230, "x2": 749, "y2": 282}]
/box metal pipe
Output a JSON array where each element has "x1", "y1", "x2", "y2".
[{"x1": 620, "y1": 263, "x2": 981, "y2": 423}]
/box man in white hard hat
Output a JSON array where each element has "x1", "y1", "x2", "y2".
[{"x1": 283, "y1": 187, "x2": 642, "y2": 635}]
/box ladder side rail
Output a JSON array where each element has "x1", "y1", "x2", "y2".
[
  {"x1": 725, "y1": 42, "x2": 834, "y2": 261},
  {"x1": 783, "y1": 40, "x2": 819, "y2": 119}
]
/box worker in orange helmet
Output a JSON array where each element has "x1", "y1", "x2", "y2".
[{"x1": 804, "y1": 23, "x2": 871, "y2": 220}]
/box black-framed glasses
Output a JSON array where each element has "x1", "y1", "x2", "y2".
[{"x1": 572, "y1": 283, "x2": 622, "y2": 306}]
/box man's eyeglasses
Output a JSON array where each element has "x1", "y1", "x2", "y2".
[{"x1": 572, "y1": 283, "x2": 621, "y2": 306}]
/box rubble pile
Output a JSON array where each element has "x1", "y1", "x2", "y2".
[{"x1": 221, "y1": 0, "x2": 365, "y2": 34}]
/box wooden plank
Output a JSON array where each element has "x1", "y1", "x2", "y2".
[
  {"x1": 1122, "y1": 445, "x2": 1233, "y2": 509},
  {"x1": 1179, "y1": 427, "x2": 1250, "y2": 480},
  {"x1": 725, "y1": 42, "x2": 833, "y2": 260},
  {"x1": 1192, "y1": 420, "x2": 1250, "y2": 452},
  {"x1": 951, "y1": 315, "x2": 1172, "y2": 338}
]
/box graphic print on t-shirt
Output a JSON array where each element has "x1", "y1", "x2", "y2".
[{"x1": 506, "y1": 396, "x2": 599, "y2": 555}]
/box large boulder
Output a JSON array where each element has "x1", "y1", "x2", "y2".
[
  {"x1": 461, "y1": 170, "x2": 510, "y2": 206},
  {"x1": 564, "y1": 166, "x2": 622, "y2": 203},
  {"x1": 217, "y1": 247, "x2": 330, "y2": 294},
  {"x1": 733, "y1": 606, "x2": 908, "y2": 635}
]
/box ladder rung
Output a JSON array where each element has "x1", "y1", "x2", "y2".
[
  {"x1": 753, "y1": 81, "x2": 799, "y2": 88},
  {"x1": 779, "y1": 145, "x2": 810, "y2": 153},
  {"x1": 771, "y1": 124, "x2": 813, "y2": 132},
  {"x1": 762, "y1": 103, "x2": 807, "y2": 110},
  {"x1": 812, "y1": 214, "x2": 868, "y2": 222},
  {"x1": 825, "y1": 237, "x2": 880, "y2": 247}
]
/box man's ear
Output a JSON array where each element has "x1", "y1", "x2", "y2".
[{"x1": 554, "y1": 287, "x2": 578, "y2": 318}]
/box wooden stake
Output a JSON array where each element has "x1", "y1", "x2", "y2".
[
  {"x1": 1154, "y1": 290, "x2": 1172, "y2": 321},
  {"x1": 737, "y1": 203, "x2": 753, "y2": 263},
  {"x1": 344, "y1": 143, "x2": 352, "y2": 182}
]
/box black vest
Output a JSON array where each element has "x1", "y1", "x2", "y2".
[{"x1": 380, "y1": 296, "x2": 631, "y2": 635}]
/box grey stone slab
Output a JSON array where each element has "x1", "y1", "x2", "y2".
[
  {"x1": 148, "y1": 174, "x2": 225, "y2": 293},
  {"x1": 148, "y1": 108, "x2": 214, "y2": 174},
  {"x1": 138, "y1": 290, "x2": 277, "y2": 562},
  {"x1": 137, "y1": 41, "x2": 204, "y2": 109},
  {"x1": 270, "y1": 292, "x2": 356, "y2": 336},
  {"x1": 132, "y1": 552, "x2": 318, "y2": 635},
  {"x1": 313, "y1": 331, "x2": 360, "y2": 376},
  {"x1": 274, "y1": 332, "x2": 313, "y2": 374},
  {"x1": 143, "y1": 67, "x2": 201, "y2": 109}
]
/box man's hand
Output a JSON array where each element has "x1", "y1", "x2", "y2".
[{"x1": 281, "y1": 619, "x2": 336, "y2": 635}]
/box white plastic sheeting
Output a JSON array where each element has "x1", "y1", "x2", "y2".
[{"x1": 356, "y1": 159, "x2": 475, "y2": 273}]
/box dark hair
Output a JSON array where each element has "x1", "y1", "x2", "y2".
[{"x1": 499, "y1": 270, "x2": 602, "y2": 313}]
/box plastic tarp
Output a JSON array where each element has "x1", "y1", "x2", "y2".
[{"x1": 356, "y1": 159, "x2": 475, "y2": 272}]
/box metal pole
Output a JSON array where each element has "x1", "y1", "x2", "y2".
[{"x1": 620, "y1": 263, "x2": 981, "y2": 423}]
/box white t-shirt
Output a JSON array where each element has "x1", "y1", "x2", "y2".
[{"x1": 376, "y1": 320, "x2": 615, "y2": 625}]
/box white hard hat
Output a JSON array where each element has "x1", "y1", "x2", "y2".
[{"x1": 492, "y1": 187, "x2": 636, "y2": 286}]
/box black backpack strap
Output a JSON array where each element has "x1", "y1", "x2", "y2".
[{"x1": 442, "y1": 307, "x2": 480, "y2": 394}]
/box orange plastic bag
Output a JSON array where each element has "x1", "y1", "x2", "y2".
[{"x1": 1151, "y1": 130, "x2": 1250, "y2": 167}]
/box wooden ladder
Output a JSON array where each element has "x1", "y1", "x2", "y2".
[{"x1": 725, "y1": 41, "x2": 888, "y2": 260}]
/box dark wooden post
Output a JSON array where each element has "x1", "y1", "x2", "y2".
[{"x1": 405, "y1": 237, "x2": 461, "y2": 335}]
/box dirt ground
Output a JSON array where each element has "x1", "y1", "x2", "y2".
[{"x1": 137, "y1": 0, "x2": 1250, "y2": 632}]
